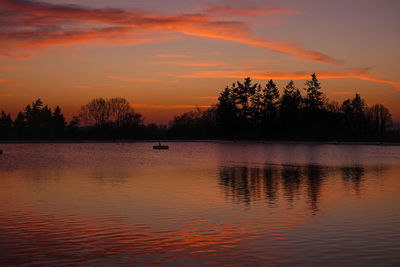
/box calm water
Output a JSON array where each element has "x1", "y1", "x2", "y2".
[{"x1": 0, "y1": 142, "x2": 400, "y2": 266}]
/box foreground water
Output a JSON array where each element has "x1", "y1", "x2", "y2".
[{"x1": 0, "y1": 142, "x2": 399, "y2": 266}]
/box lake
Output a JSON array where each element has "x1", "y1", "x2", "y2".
[{"x1": 0, "y1": 142, "x2": 400, "y2": 266}]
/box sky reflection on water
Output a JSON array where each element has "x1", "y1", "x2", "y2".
[{"x1": 0, "y1": 142, "x2": 399, "y2": 266}]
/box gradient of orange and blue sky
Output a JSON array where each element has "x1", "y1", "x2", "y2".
[{"x1": 0, "y1": 0, "x2": 399, "y2": 123}]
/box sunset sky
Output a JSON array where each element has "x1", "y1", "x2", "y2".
[{"x1": 0, "y1": 0, "x2": 399, "y2": 123}]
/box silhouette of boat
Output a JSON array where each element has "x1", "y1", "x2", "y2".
[
  {"x1": 153, "y1": 142, "x2": 169, "y2": 150},
  {"x1": 0, "y1": 149, "x2": 2, "y2": 155}
]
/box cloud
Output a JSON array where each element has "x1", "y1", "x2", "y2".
[
  {"x1": 154, "y1": 54, "x2": 190, "y2": 58},
  {"x1": 0, "y1": 0, "x2": 340, "y2": 64},
  {"x1": 0, "y1": 78, "x2": 9, "y2": 83},
  {"x1": 131, "y1": 104, "x2": 211, "y2": 109},
  {"x1": 205, "y1": 6, "x2": 300, "y2": 16},
  {"x1": 186, "y1": 96, "x2": 218, "y2": 100},
  {"x1": 107, "y1": 75, "x2": 177, "y2": 83},
  {"x1": 330, "y1": 91, "x2": 353, "y2": 96},
  {"x1": 75, "y1": 85, "x2": 92, "y2": 89},
  {"x1": 0, "y1": 93, "x2": 31, "y2": 97},
  {"x1": 151, "y1": 61, "x2": 226, "y2": 67},
  {"x1": 0, "y1": 65, "x2": 17, "y2": 71},
  {"x1": 174, "y1": 68, "x2": 400, "y2": 89}
]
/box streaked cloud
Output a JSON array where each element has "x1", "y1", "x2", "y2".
[
  {"x1": 330, "y1": 91, "x2": 353, "y2": 96},
  {"x1": 0, "y1": 0, "x2": 340, "y2": 64},
  {"x1": 107, "y1": 75, "x2": 177, "y2": 83},
  {"x1": 150, "y1": 61, "x2": 226, "y2": 67},
  {"x1": 206, "y1": 6, "x2": 300, "y2": 16},
  {"x1": 186, "y1": 96, "x2": 218, "y2": 100},
  {"x1": 154, "y1": 54, "x2": 190, "y2": 58},
  {"x1": 75, "y1": 85, "x2": 92, "y2": 89},
  {"x1": 175, "y1": 68, "x2": 400, "y2": 89},
  {"x1": 0, "y1": 66, "x2": 17, "y2": 71},
  {"x1": 131, "y1": 104, "x2": 211, "y2": 109},
  {"x1": 0, "y1": 93, "x2": 31, "y2": 97}
]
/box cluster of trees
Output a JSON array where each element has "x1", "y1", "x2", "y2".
[
  {"x1": 0, "y1": 99, "x2": 72, "y2": 139},
  {"x1": 0, "y1": 73, "x2": 397, "y2": 141},
  {"x1": 78, "y1": 97, "x2": 144, "y2": 139},
  {"x1": 0, "y1": 98, "x2": 146, "y2": 140},
  {"x1": 169, "y1": 74, "x2": 396, "y2": 140}
]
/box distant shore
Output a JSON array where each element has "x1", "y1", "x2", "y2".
[{"x1": 1, "y1": 140, "x2": 400, "y2": 146}]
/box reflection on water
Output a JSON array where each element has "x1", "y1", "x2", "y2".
[
  {"x1": 0, "y1": 142, "x2": 400, "y2": 266},
  {"x1": 219, "y1": 164, "x2": 385, "y2": 215}
]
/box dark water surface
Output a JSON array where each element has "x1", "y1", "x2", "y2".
[{"x1": 0, "y1": 142, "x2": 400, "y2": 266}]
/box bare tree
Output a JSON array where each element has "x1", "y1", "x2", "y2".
[
  {"x1": 79, "y1": 97, "x2": 143, "y2": 127},
  {"x1": 368, "y1": 104, "x2": 392, "y2": 133}
]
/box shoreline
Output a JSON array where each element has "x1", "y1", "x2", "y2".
[{"x1": 1, "y1": 139, "x2": 400, "y2": 146}]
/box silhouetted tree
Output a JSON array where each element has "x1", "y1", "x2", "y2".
[
  {"x1": 52, "y1": 106, "x2": 66, "y2": 138},
  {"x1": 13, "y1": 112, "x2": 25, "y2": 138},
  {"x1": 169, "y1": 107, "x2": 217, "y2": 139},
  {"x1": 304, "y1": 73, "x2": 323, "y2": 111},
  {"x1": 0, "y1": 111, "x2": 12, "y2": 138},
  {"x1": 79, "y1": 98, "x2": 109, "y2": 126},
  {"x1": 7, "y1": 99, "x2": 68, "y2": 139},
  {"x1": 80, "y1": 97, "x2": 143, "y2": 128},
  {"x1": 233, "y1": 77, "x2": 258, "y2": 121},
  {"x1": 79, "y1": 97, "x2": 143, "y2": 138},
  {"x1": 367, "y1": 104, "x2": 392, "y2": 136},
  {"x1": 0, "y1": 74, "x2": 397, "y2": 141},
  {"x1": 340, "y1": 93, "x2": 367, "y2": 138},
  {"x1": 262, "y1": 79, "x2": 280, "y2": 127},
  {"x1": 280, "y1": 80, "x2": 302, "y2": 137}
]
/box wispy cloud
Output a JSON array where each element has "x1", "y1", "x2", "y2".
[
  {"x1": 153, "y1": 54, "x2": 190, "y2": 58},
  {"x1": 75, "y1": 85, "x2": 92, "y2": 89},
  {"x1": 0, "y1": 78, "x2": 9, "y2": 83},
  {"x1": 330, "y1": 91, "x2": 353, "y2": 96},
  {"x1": 0, "y1": 65, "x2": 17, "y2": 71},
  {"x1": 131, "y1": 104, "x2": 211, "y2": 109},
  {"x1": 151, "y1": 61, "x2": 226, "y2": 67},
  {"x1": 0, "y1": 93, "x2": 31, "y2": 97},
  {"x1": 206, "y1": 6, "x2": 300, "y2": 16},
  {"x1": 107, "y1": 75, "x2": 178, "y2": 83},
  {"x1": 0, "y1": 0, "x2": 340, "y2": 64},
  {"x1": 185, "y1": 96, "x2": 218, "y2": 100},
  {"x1": 174, "y1": 68, "x2": 400, "y2": 89}
]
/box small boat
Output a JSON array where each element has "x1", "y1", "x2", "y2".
[
  {"x1": 0, "y1": 149, "x2": 2, "y2": 155},
  {"x1": 153, "y1": 142, "x2": 169, "y2": 150}
]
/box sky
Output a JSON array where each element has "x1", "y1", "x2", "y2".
[{"x1": 0, "y1": 0, "x2": 399, "y2": 124}]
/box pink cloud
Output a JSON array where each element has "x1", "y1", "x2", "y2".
[
  {"x1": 206, "y1": 6, "x2": 300, "y2": 17},
  {"x1": 131, "y1": 104, "x2": 211, "y2": 109},
  {"x1": 0, "y1": 0, "x2": 340, "y2": 64},
  {"x1": 174, "y1": 68, "x2": 400, "y2": 89},
  {"x1": 150, "y1": 61, "x2": 226, "y2": 67},
  {"x1": 75, "y1": 85, "x2": 92, "y2": 89},
  {"x1": 0, "y1": 93, "x2": 31, "y2": 97},
  {"x1": 154, "y1": 54, "x2": 190, "y2": 58},
  {"x1": 0, "y1": 65, "x2": 17, "y2": 71},
  {"x1": 107, "y1": 75, "x2": 177, "y2": 83}
]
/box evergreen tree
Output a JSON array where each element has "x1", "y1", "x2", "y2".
[
  {"x1": 281, "y1": 80, "x2": 302, "y2": 111},
  {"x1": 280, "y1": 80, "x2": 302, "y2": 137},
  {"x1": 260, "y1": 79, "x2": 280, "y2": 135},
  {"x1": 217, "y1": 86, "x2": 239, "y2": 137},
  {"x1": 263, "y1": 79, "x2": 280, "y2": 117},
  {"x1": 304, "y1": 73, "x2": 323, "y2": 110},
  {"x1": 233, "y1": 77, "x2": 258, "y2": 120},
  {"x1": 0, "y1": 111, "x2": 12, "y2": 138}
]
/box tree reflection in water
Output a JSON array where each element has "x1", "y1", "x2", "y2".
[{"x1": 218, "y1": 164, "x2": 386, "y2": 214}]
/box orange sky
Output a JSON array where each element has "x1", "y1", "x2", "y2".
[{"x1": 0, "y1": 0, "x2": 399, "y2": 123}]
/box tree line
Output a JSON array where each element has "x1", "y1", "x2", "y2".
[
  {"x1": 170, "y1": 73, "x2": 396, "y2": 140},
  {"x1": 0, "y1": 73, "x2": 398, "y2": 141}
]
